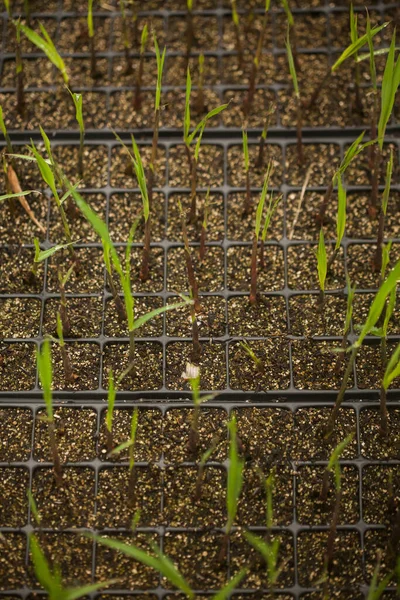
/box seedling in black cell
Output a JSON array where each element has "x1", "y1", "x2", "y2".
[
  {"x1": 20, "y1": 21, "x2": 69, "y2": 85},
  {"x1": 134, "y1": 23, "x2": 148, "y2": 111},
  {"x1": 54, "y1": 312, "x2": 74, "y2": 385},
  {"x1": 242, "y1": 128, "x2": 251, "y2": 215},
  {"x1": 178, "y1": 198, "x2": 202, "y2": 315},
  {"x1": 196, "y1": 53, "x2": 205, "y2": 115},
  {"x1": 285, "y1": 26, "x2": 303, "y2": 165},
  {"x1": 256, "y1": 102, "x2": 276, "y2": 169},
  {"x1": 373, "y1": 149, "x2": 394, "y2": 272},
  {"x1": 13, "y1": 19, "x2": 25, "y2": 117},
  {"x1": 240, "y1": 340, "x2": 263, "y2": 374},
  {"x1": 67, "y1": 89, "x2": 85, "y2": 178},
  {"x1": 111, "y1": 407, "x2": 139, "y2": 506},
  {"x1": 194, "y1": 434, "x2": 220, "y2": 500},
  {"x1": 249, "y1": 162, "x2": 272, "y2": 305},
  {"x1": 120, "y1": 0, "x2": 133, "y2": 74},
  {"x1": 243, "y1": 0, "x2": 271, "y2": 117},
  {"x1": 58, "y1": 263, "x2": 75, "y2": 337},
  {"x1": 230, "y1": 0, "x2": 243, "y2": 70},
  {"x1": 105, "y1": 368, "x2": 116, "y2": 453},
  {"x1": 37, "y1": 340, "x2": 63, "y2": 485},
  {"x1": 326, "y1": 258, "x2": 400, "y2": 436},
  {"x1": 185, "y1": 0, "x2": 194, "y2": 72},
  {"x1": 199, "y1": 186, "x2": 211, "y2": 262},
  {"x1": 334, "y1": 275, "x2": 355, "y2": 374},
  {"x1": 259, "y1": 190, "x2": 282, "y2": 270}
]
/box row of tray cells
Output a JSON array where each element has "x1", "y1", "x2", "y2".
[
  {"x1": 1, "y1": 293, "x2": 400, "y2": 339},
  {"x1": 1, "y1": 243, "x2": 400, "y2": 293}
]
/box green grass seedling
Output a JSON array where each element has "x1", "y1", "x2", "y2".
[
  {"x1": 58, "y1": 263, "x2": 74, "y2": 336},
  {"x1": 27, "y1": 489, "x2": 41, "y2": 526},
  {"x1": 243, "y1": 0, "x2": 271, "y2": 117},
  {"x1": 325, "y1": 172, "x2": 346, "y2": 273},
  {"x1": 89, "y1": 534, "x2": 195, "y2": 599},
  {"x1": 67, "y1": 89, "x2": 85, "y2": 178},
  {"x1": 245, "y1": 470, "x2": 284, "y2": 587},
  {"x1": 148, "y1": 34, "x2": 166, "y2": 207},
  {"x1": 105, "y1": 368, "x2": 116, "y2": 453},
  {"x1": 30, "y1": 534, "x2": 115, "y2": 599},
  {"x1": 249, "y1": 162, "x2": 272, "y2": 304},
  {"x1": 134, "y1": 23, "x2": 148, "y2": 111},
  {"x1": 230, "y1": 0, "x2": 243, "y2": 69},
  {"x1": 219, "y1": 415, "x2": 244, "y2": 561},
  {"x1": 319, "y1": 433, "x2": 354, "y2": 590},
  {"x1": 194, "y1": 433, "x2": 220, "y2": 500},
  {"x1": 285, "y1": 26, "x2": 303, "y2": 165},
  {"x1": 4, "y1": 0, "x2": 10, "y2": 16},
  {"x1": 306, "y1": 16, "x2": 388, "y2": 111},
  {"x1": 259, "y1": 191, "x2": 282, "y2": 270},
  {"x1": 349, "y1": 5, "x2": 364, "y2": 117},
  {"x1": 185, "y1": 0, "x2": 194, "y2": 72},
  {"x1": 37, "y1": 340, "x2": 62, "y2": 485},
  {"x1": 211, "y1": 569, "x2": 248, "y2": 600},
  {"x1": 14, "y1": 19, "x2": 25, "y2": 117},
  {"x1": 326, "y1": 257, "x2": 400, "y2": 436},
  {"x1": 335, "y1": 275, "x2": 355, "y2": 374},
  {"x1": 184, "y1": 67, "x2": 228, "y2": 222},
  {"x1": 120, "y1": 0, "x2": 133, "y2": 74},
  {"x1": 88, "y1": 0, "x2": 99, "y2": 80},
  {"x1": 111, "y1": 407, "x2": 139, "y2": 505},
  {"x1": 256, "y1": 102, "x2": 276, "y2": 169},
  {"x1": 380, "y1": 330, "x2": 400, "y2": 436},
  {"x1": 367, "y1": 551, "x2": 394, "y2": 600},
  {"x1": 20, "y1": 21, "x2": 69, "y2": 85},
  {"x1": 55, "y1": 312, "x2": 74, "y2": 384},
  {"x1": 374, "y1": 149, "x2": 394, "y2": 272}
]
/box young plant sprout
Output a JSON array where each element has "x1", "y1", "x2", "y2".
[
  {"x1": 70, "y1": 184, "x2": 191, "y2": 370},
  {"x1": 325, "y1": 172, "x2": 346, "y2": 273},
  {"x1": 194, "y1": 434, "x2": 220, "y2": 500},
  {"x1": 230, "y1": 0, "x2": 243, "y2": 70},
  {"x1": 111, "y1": 407, "x2": 139, "y2": 506},
  {"x1": 367, "y1": 550, "x2": 395, "y2": 600},
  {"x1": 185, "y1": 0, "x2": 194, "y2": 72},
  {"x1": 349, "y1": 5, "x2": 364, "y2": 117},
  {"x1": 20, "y1": 22, "x2": 69, "y2": 85},
  {"x1": 183, "y1": 363, "x2": 202, "y2": 455},
  {"x1": 90, "y1": 535, "x2": 195, "y2": 598},
  {"x1": 67, "y1": 89, "x2": 85, "y2": 178},
  {"x1": 243, "y1": 0, "x2": 271, "y2": 117},
  {"x1": 335, "y1": 275, "x2": 355, "y2": 374},
  {"x1": 240, "y1": 340, "x2": 263, "y2": 373},
  {"x1": 27, "y1": 489, "x2": 41, "y2": 526},
  {"x1": 242, "y1": 129, "x2": 251, "y2": 215},
  {"x1": 285, "y1": 26, "x2": 303, "y2": 165},
  {"x1": 245, "y1": 470, "x2": 284, "y2": 587},
  {"x1": 184, "y1": 67, "x2": 228, "y2": 222},
  {"x1": 105, "y1": 368, "x2": 116, "y2": 453},
  {"x1": 14, "y1": 19, "x2": 25, "y2": 117},
  {"x1": 31, "y1": 237, "x2": 75, "y2": 283},
  {"x1": 281, "y1": 0, "x2": 299, "y2": 71},
  {"x1": 37, "y1": 340, "x2": 62, "y2": 486},
  {"x1": 259, "y1": 190, "x2": 282, "y2": 270},
  {"x1": 88, "y1": 0, "x2": 99, "y2": 80},
  {"x1": 178, "y1": 198, "x2": 201, "y2": 314},
  {"x1": 119, "y1": 0, "x2": 133, "y2": 75},
  {"x1": 54, "y1": 312, "x2": 74, "y2": 384},
  {"x1": 199, "y1": 187, "x2": 211, "y2": 262},
  {"x1": 4, "y1": 0, "x2": 10, "y2": 17},
  {"x1": 378, "y1": 300, "x2": 398, "y2": 437},
  {"x1": 325, "y1": 257, "x2": 400, "y2": 437},
  {"x1": 134, "y1": 23, "x2": 148, "y2": 111},
  {"x1": 249, "y1": 161, "x2": 272, "y2": 305},
  {"x1": 319, "y1": 434, "x2": 354, "y2": 585},
  {"x1": 374, "y1": 151, "x2": 394, "y2": 275},
  {"x1": 219, "y1": 414, "x2": 244, "y2": 561},
  {"x1": 256, "y1": 103, "x2": 276, "y2": 169},
  {"x1": 148, "y1": 33, "x2": 166, "y2": 208},
  {"x1": 30, "y1": 534, "x2": 114, "y2": 599},
  {"x1": 196, "y1": 53, "x2": 205, "y2": 115},
  {"x1": 58, "y1": 263, "x2": 74, "y2": 337}
]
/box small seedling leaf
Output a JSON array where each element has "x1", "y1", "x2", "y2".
[
  {"x1": 20, "y1": 22, "x2": 69, "y2": 84},
  {"x1": 383, "y1": 341, "x2": 400, "y2": 391},
  {"x1": 37, "y1": 340, "x2": 53, "y2": 420},
  {"x1": 316, "y1": 228, "x2": 327, "y2": 293},
  {"x1": 106, "y1": 369, "x2": 115, "y2": 433},
  {"x1": 211, "y1": 569, "x2": 248, "y2": 600},
  {"x1": 132, "y1": 300, "x2": 193, "y2": 332},
  {"x1": 378, "y1": 29, "x2": 400, "y2": 149},
  {"x1": 331, "y1": 22, "x2": 389, "y2": 72},
  {"x1": 335, "y1": 173, "x2": 346, "y2": 250}
]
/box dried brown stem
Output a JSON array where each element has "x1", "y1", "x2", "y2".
[
  {"x1": 106, "y1": 271, "x2": 127, "y2": 323},
  {"x1": 7, "y1": 164, "x2": 46, "y2": 233}
]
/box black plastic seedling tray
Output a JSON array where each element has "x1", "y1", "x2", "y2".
[{"x1": 1, "y1": 0, "x2": 400, "y2": 598}]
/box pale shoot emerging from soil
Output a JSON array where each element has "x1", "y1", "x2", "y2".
[
  {"x1": 184, "y1": 67, "x2": 228, "y2": 222},
  {"x1": 230, "y1": 0, "x2": 243, "y2": 69},
  {"x1": 105, "y1": 368, "x2": 116, "y2": 453},
  {"x1": 240, "y1": 340, "x2": 263, "y2": 374},
  {"x1": 20, "y1": 22, "x2": 69, "y2": 85},
  {"x1": 67, "y1": 89, "x2": 85, "y2": 178},
  {"x1": 326, "y1": 258, "x2": 400, "y2": 436},
  {"x1": 134, "y1": 23, "x2": 148, "y2": 111},
  {"x1": 243, "y1": 0, "x2": 271, "y2": 117},
  {"x1": 30, "y1": 534, "x2": 115, "y2": 600},
  {"x1": 90, "y1": 534, "x2": 195, "y2": 599},
  {"x1": 285, "y1": 27, "x2": 303, "y2": 165},
  {"x1": 220, "y1": 415, "x2": 244, "y2": 559},
  {"x1": 245, "y1": 470, "x2": 284, "y2": 587},
  {"x1": 249, "y1": 161, "x2": 272, "y2": 305},
  {"x1": 37, "y1": 340, "x2": 62, "y2": 485}
]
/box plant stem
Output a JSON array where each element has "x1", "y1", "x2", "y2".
[
  {"x1": 325, "y1": 489, "x2": 341, "y2": 569},
  {"x1": 244, "y1": 168, "x2": 252, "y2": 216},
  {"x1": 189, "y1": 155, "x2": 197, "y2": 223},
  {"x1": 249, "y1": 235, "x2": 258, "y2": 305},
  {"x1": 191, "y1": 307, "x2": 201, "y2": 363},
  {"x1": 325, "y1": 347, "x2": 357, "y2": 437},
  {"x1": 326, "y1": 247, "x2": 339, "y2": 274},
  {"x1": 89, "y1": 36, "x2": 98, "y2": 80},
  {"x1": 59, "y1": 280, "x2": 71, "y2": 337},
  {"x1": 296, "y1": 95, "x2": 303, "y2": 166},
  {"x1": 16, "y1": 36, "x2": 25, "y2": 118},
  {"x1": 48, "y1": 421, "x2": 63, "y2": 485},
  {"x1": 373, "y1": 208, "x2": 385, "y2": 273},
  {"x1": 317, "y1": 289, "x2": 325, "y2": 313},
  {"x1": 243, "y1": 12, "x2": 267, "y2": 117},
  {"x1": 199, "y1": 223, "x2": 206, "y2": 262},
  {"x1": 369, "y1": 91, "x2": 379, "y2": 219},
  {"x1": 334, "y1": 331, "x2": 348, "y2": 375},
  {"x1": 187, "y1": 402, "x2": 200, "y2": 456},
  {"x1": 140, "y1": 216, "x2": 151, "y2": 282},
  {"x1": 129, "y1": 329, "x2": 135, "y2": 364},
  {"x1": 61, "y1": 344, "x2": 73, "y2": 384},
  {"x1": 316, "y1": 177, "x2": 334, "y2": 226},
  {"x1": 306, "y1": 67, "x2": 331, "y2": 111},
  {"x1": 185, "y1": 7, "x2": 194, "y2": 73},
  {"x1": 134, "y1": 53, "x2": 144, "y2": 111},
  {"x1": 78, "y1": 129, "x2": 84, "y2": 179},
  {"x1": 380, "y1": 385, "x2": 388, "y2": 437},
  {"x1": 127, "y1": 465, "x2": 137, "y2": 507},
  {"x1": 320, "y1": 469, "x2": 330, "y2": 502},
  {"x1": 106, "y1": 271, "x2": 127, "y2": 323},
  {"x1": 105, "y1": 426, "x2": 113, "y2": 454}
]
